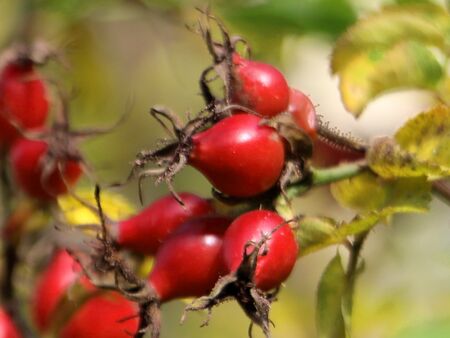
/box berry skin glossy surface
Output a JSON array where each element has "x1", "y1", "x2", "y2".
[
  {"x1": 148, "y1": 216, "x2": 231, "y2": 302},
  {"x1": 0, "y1": 61, "x2": 49, "y2": 149},
  {"x1": 189, "y1": 114, "x2": 285, "y2": 197},
  {"x1": 287, "y1": 88, "x2": 317, "y2": 139},
  {"x1": 9, "y1": 138, "x2": 82, "y2": 200},
  {"x1": 116, "y1": 192, "x2": 213, "y2": 255},
  {"x1": 59, "y1": 292, "x2": 139, "y2": 338},
  {"x1": 232, "y1": 54, "x2": 290, "y2": 118},
  {"x1": 222, "y1": 210, "x2": 298, "y2": 291},
  {"x1": 0, "y1": 308, "x2": 22, "y2": 338},
  {"x1": 32, "y1": 250, "x2": 83, "y2": 332}
]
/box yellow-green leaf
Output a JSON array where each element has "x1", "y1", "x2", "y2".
[
  {"x1": 367, "y1": 137, "x2": 450, "y2": 178},
  {"x1": 297, "y1": 213, "x2": 380, "y2": 256},
  {"x1": 58, "y1": 187, "x2": 135, "y2": 226},
  {"x1": 317, "y1": 253, "x2": 347, "y2": 338},
  {"x1": 331, "y1": 172, "x2": 431, "y2": 213},
  {"x1": 395, "y1": 104, "x2": 450, "y2": 172},
  {"x1": 331, "y1": 4, "x2": 450, "y2": 73},
  {"x1": 339, "y1": 41, "x2": 443, "y2": 115}
]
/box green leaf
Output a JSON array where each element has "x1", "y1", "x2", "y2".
[
  {"x1": 338, "y1": 41, "x2": 443, "y2": 115},
  {"x1": 331, "y1": 172, "x2": 431, "y2": 213},
  {"x1": 393, "y1": 319, "x2": 450, "y2": 338},
  {"x1": 317, "y1": 253, "x2": 347, "y2": 338},
  {"x1": 296, "y1": 213, "x2": 380, "y2": 256},
  {"x1": 331, "y1": 4, "x2": 450, "y2": 73},
  {"x1": 220, "y1": 0, "x2": 356, "y2": 38},
  {"x1": 395, "y1": 105, "x2": 450, "y2": 173}
]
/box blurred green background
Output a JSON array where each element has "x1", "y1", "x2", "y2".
[{"x1": 1, "y1": 0, "x2": 449, "y2": 337}]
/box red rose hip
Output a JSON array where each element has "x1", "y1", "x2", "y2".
[
  {"x1": 222, "y1": 210, "x2": 298, "y2": 291},
  {"x1": 9, "y1": 138, "x2": 82, "y2": 200},
  {"x1": 189, "y1": 114, "x2": 285, "y2": 197},
  {"x1": 0, "y1": 59, "x2": 49, "y2": 149},
  {"x1": 148, "y1": 216, "x2": 231, "y2": 302},
  {"x1": 59, "y1": 291, "x2": 139, "y2": 338},
  {"x1": 0, "y1": 308, "x2": 22, "y2": 338},
  {"x1": 231, "y1": 54, "x2": 290, "y2": 117},
  {"x1": 116, "y1": 192, "x2": 213, "y2": 255},
  {"x1": 287, "y1": 88, "x2": 317, "y2": 139}
]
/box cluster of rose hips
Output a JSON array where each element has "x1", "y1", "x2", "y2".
[{"x1": 0, "y1": 21, "x2": 365, "y2": 338}]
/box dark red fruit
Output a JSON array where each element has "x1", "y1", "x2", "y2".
[
  {"x1": 0, "y1": 60, "x2": 49, "y2": 149},
  {"x1": 287, "y1": 88, "x2": 317, "y2": 139},
  {"x1": 222, "y1": 210, "x2": 298, "y2": 291},
  {"x1": 189, "y1": 114, "x2": 285, "y2": 197},
  {"x1": 311, "y1": 137, "x2": 365, "y2": 167},
  {"x1": 32, "y1": 250, "x2": 83, "y2": 332},
  {"x1": 231, "y1": 54, "x2": 290, "y2": 117},
  {"x1": 148, "y1": 216, "x2": 231, "y2": 302},
  {"x1": 116, "y1": 192, "x2": 213, "y2": 255},
  {"x1": 9, "y1": 138, "x2": 82, "y2": 200},
  {"x1": 0, "y1": 308, "x2": 22, "y2": 338},
  {"x1": 59, "y1": 291, "x2": 139, "y2": 338}
]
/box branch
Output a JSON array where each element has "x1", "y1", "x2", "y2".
[{"x1": 285, "y1": 161, "x2": 368, "y2": 199}]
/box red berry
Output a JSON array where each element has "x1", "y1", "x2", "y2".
[
  {"x1": 59, "y1": 291, "x2": 139, "y2": 338},
  {"x1": 311, "y1": 137, "x2": 365, "y2": 167},
  {"x1": 32, "y1": 250, "x2": 83, "y2": 332},
  {"x1": 222, "y1": 210, "x2": 298, "y2": 291},
  {"x1": 9, "y1": 138, "x2": 82, "y2": 200},
  {"x1": 0, "y1": 60, "x2": 49, "y2": 149},
  {"x1": 231, "y1": 54, "x2": 290, "y2": 117},
  {"x1": 189, "y1": 114, "x2": 285, "y2": 197},
  {"x1": 287, "y1": 88, "x2": 317, "y2": 139},
  {"x1": 116, "y1": 192, "x2": 213, "y2": 255},
  {"x1": 0, "y1": 308, "x2": 22, "y2": 338},
  {"x1": 148, "y1": 216, "x2": 230, "y2": 302}
]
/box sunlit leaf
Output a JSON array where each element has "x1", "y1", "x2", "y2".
[
  {"x1": 316, "y1": 253, "x2": 346, "y2": 338},
  {"x1": 338, "y1": 41, "x2": 443, "y2": 115},
  {"x1": 331, "y1": 4, "x2": 450, "y2": 73},
  {"x1": 58, "y1": 187, "x2": 135, "y2": 226},
  {"x1": 368, "y1": 137, "x2": 450, "y2": 178},
  {"x1": 297, "y1": 213, "x2": 380, "y2": 256},
  {"x1": 331, "y1": 172, "x2": 431, "y2": 213},
  {"x1": 395, "y1": 104, "x2": 450, "y2": 172}
]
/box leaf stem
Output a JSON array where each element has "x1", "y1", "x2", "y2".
[
  {"x1": 343, "y1": 231, "x2": 369, "y2": 333},
  {"x1": 285, "y1": 161, "x2": 368, "y2": 199}
]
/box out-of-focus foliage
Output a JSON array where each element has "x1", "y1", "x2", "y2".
[
  {"x1": 0, "y1": 1, "x2": 449, "y2": 338},
  {"x1": 368, "y1": 105, "x2": 450, "y2": 178},
  {"x1": 332, "y1": 3, "x2": 450, "y2": 115},
  {"x1": 58, "y1": 188, "x2": 135, "y2": 225},
  {"x1": 316, "y1": 254, "x2": 346, "y2": 338}
]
